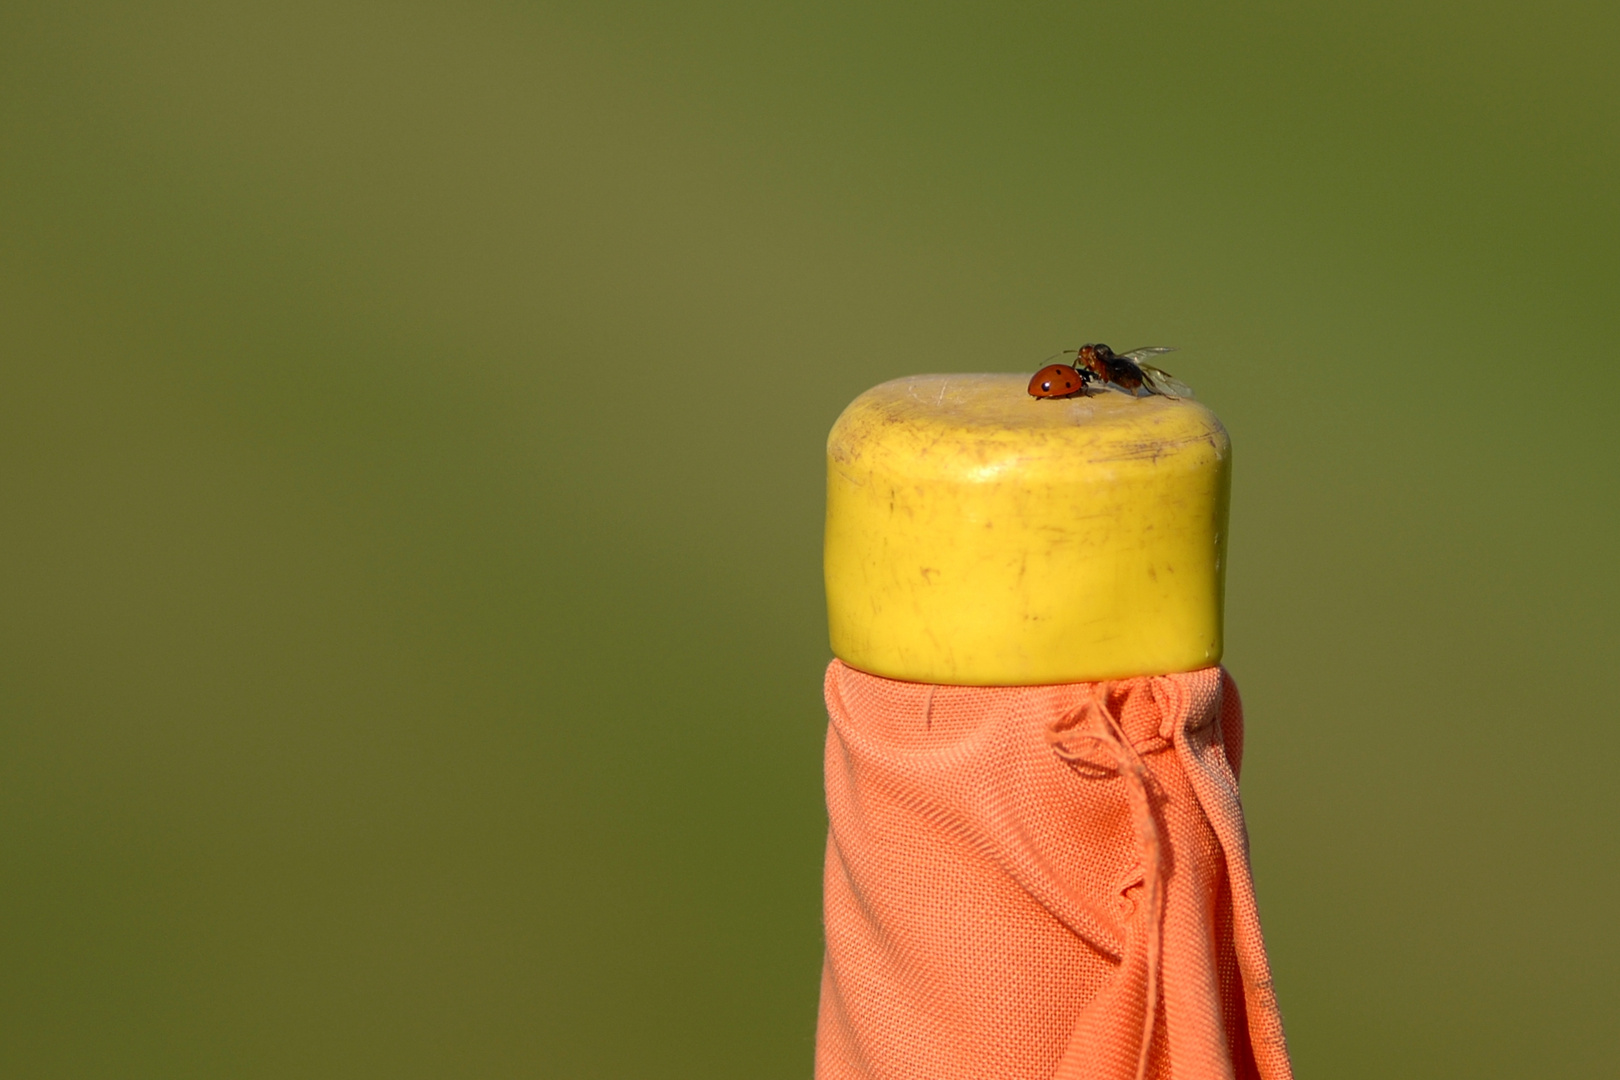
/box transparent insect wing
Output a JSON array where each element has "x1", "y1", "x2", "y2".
[
  {"x1": 1139, "y1": 364, "x2": 1194, "y2": 400},
  {"x1": 1119, "y1": 346, "x2": 1178, "y2": 363}
]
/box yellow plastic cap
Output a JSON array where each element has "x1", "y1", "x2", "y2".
[{"x1": 825, "y1": 374, "x2": 1231, "y2": 685}]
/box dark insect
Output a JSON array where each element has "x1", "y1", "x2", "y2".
[
  {"x1": 1075, "y1": 343, "x2": 1191, "y2": 398},
  {"x1": 1028, "y1": 343, "x2": 1193, "y2": 400}
]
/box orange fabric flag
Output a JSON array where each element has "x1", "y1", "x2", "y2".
[{"x1": 817, "y1": 661, "x2": 1291, "y2": 1080}]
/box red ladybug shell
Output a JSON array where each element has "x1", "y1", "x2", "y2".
[{"x1": 1027, "y1": 363, "x2": 1086, "y2": 399}]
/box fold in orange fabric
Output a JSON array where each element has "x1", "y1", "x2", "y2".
[{"x1": 817, "y1": 661, "x2": 1292, "y2": 1080}]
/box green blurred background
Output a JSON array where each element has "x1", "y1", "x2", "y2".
[{"x1": 2, "y1": 1, "x2": 1616, "y2": 1076}]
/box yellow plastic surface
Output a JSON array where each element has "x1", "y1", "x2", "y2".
[{"x1": 825, "y1": 374, "x2": 1231, "y2": 685}]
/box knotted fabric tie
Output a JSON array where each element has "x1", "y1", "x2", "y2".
[{"x1": 1047, "y1": 684, "x2": 1166, "y2": 1080}]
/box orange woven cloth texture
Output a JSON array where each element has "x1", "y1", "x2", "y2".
[{"x1": 817, "y1": 661, "x2": 1292, "y2": 1080}]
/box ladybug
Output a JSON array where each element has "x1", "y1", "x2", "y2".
[{"x1": 1027, "y1": 363, "x2": 1092, "y2": 399}]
